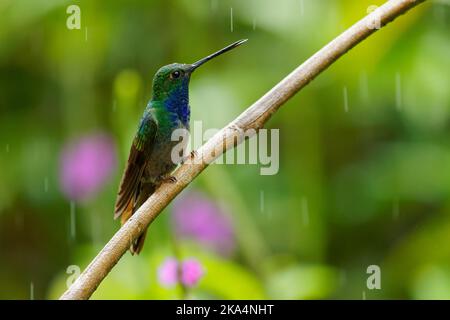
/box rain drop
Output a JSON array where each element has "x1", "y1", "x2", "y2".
[
  {"x1": 230, "y1": 7, "x2": 234, "y2": 32},
  {"x1": 343, "y1": 86, "x2": 349, "y2": 112},
  {"x1": 30, "y1": 282, "x2": 34, "y2": 300}
]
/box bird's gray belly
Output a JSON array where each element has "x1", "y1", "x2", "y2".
[{"x1": 143, "y1": 127, "x2": 189, "y2": 184}]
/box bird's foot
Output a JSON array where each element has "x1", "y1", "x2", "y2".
[
  {"x1": 159, "y1": 175, "x2": 177, "y2": 184},
  {"x1": 181, "y1": 150, "x2": 198, "y2": 164}
]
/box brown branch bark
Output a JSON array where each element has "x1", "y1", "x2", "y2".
[{"x1": 60, "y1": 0, "x2": 426, "y2": 300}]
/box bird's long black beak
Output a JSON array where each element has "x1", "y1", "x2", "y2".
[{"x1": 189, "y1": 39, "x2": 247, "y2": 72}]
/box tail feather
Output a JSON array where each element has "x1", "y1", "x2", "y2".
[
  {"x1": 130, "y1": 229, "x2": 148, "y2": 255},
  {"x1": 120, "y1": 198, "x2": 135, "y2": 226},
  {"x1": 124, "y1": 183, "x2": 155, "y2": 255}
]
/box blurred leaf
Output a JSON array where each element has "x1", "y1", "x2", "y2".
[
  {"x1": 411, "y1": 265, "x2": 450, "y2": 299},
  {"x1": 266, "y1": 264, "x2": 339, "y2": 299}
]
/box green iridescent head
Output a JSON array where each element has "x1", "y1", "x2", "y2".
[
  {"x1": 151, "y1": 63, "x2": 193, "y2": 101},
  {"x1": 151, "y1": 39, "x2": 247, "y2": 101}
]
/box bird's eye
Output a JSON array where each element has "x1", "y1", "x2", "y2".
[{"x1": 170, "y1": 70, "x2": 181, "y2": 79}]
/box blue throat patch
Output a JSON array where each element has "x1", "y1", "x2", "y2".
[{"x1": 164, "y1": 78, "x2": 190, "y2": 127}]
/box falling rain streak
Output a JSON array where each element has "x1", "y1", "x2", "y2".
[
  {"x1": 85, "y1": 26, "x2": 88, "y2": 41},
  {"x1": 300, "y1": 0, "x2": 305, "y2": 16},
  {"x1": 395, "y1": 72, "x2": 402, "y2": 110},
  {"x1": 30, "y1": 282, "x2": 34, "y2": 300},
  {"x1": 230, "y1": 7, "x2": 233, "y2": 32},
  {"x1": 252, "y1": 0, "x2": 257, "y2": 30},
  {"x1": 5, "y1": 143, "x2": 10, "y2": 153},
  {"x1": 70, "y1": 201, "x2": 76, "y2": 240},
  {"x1": 362, "y1": 290, "x2": 366, "y2": 300},
  {"x1": 343, "y1": 86, "x2": 349, "y2": 112}
]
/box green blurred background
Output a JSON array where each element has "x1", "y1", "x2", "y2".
[{"x1": 1, "y1": 0, "x2": 449, "y2": 300}]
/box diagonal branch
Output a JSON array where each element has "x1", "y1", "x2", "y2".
[{"x1": 60, "y1": 0, "x2": 426, "y2": 300}]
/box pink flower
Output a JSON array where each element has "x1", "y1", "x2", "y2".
[
  {"x1": 157, "y1": 257, "x2": 204, "y2": 288},
  {"x1": 181, "y1": 259, "x2": 204, "y2": 287},
  {"x1": 172, "y1": 191, "x2": 235, "y2": 256},
  {"x1": 59, "y1": 133, "x2": 117, "y2": 201},
  {"x1": 157, "y1": 258, "x2": 178, "y2": 287}
]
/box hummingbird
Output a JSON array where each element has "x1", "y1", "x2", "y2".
[{"x1": 114, "y1": 39, "x2": 247, "y2": 254}]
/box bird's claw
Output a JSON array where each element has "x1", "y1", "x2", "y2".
[
  {"x1": 181, "y1": 150, "x2": 198, "y2": 164},
  {"x1": 189, "y1": 150, "x2": 198, "y2": 159},
  {"x1": 162, "y1": 176, "x2": 177, "y2": 184}
]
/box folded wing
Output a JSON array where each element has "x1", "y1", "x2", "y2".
[{"x1": 114, "y1": 112, "x2": 157, "y2": 221}]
